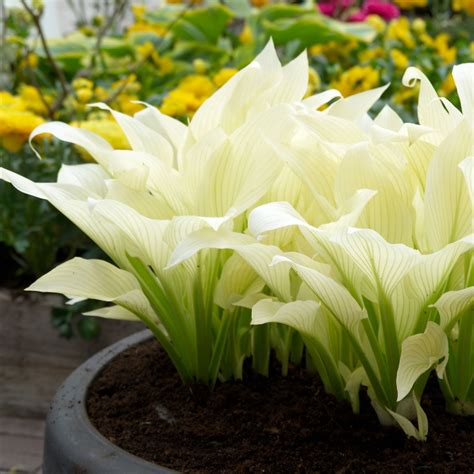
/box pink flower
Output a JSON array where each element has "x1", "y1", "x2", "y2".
[
  {"x1": 363, "y1": 0, "x2": 400, "y2": 19},
  {"x1": 319, "y1": 0, "x2": 400, "y2": 21},
  {"x1": 318, "y1": 0, "x2": 355, "y2": 17},
  {"x1": 347, "y1": 10, "x2": 367, "y2": 20}
]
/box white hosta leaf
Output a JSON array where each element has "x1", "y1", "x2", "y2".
[
  {"x1": 403, "y1": 140, "x2": 436, "y2": 193},
  {"x1": 91, "y1": 200, "x2": 171, "y2": 275},
  {"x1": 388, "y1": 393, "x2": 428, "y2": 441},
  {"x1": 303, "y1": 89, "x2": 341, "y2": 110},
  {"x1": 402, "y1": 67, "x2": 462, "y2": 131},
  {"x1": 26, "y1": 258, "x2": 139, "y2": 300},
  {"x1": 273, "y1": 130, "x2": 339, "y2": 211},
  {"x1": 330, "y1": 227, "x2": 421, "y2": 298},
  {"x1": 295, "y1": 108, "x2": 366, "y2": 145},
  {"x1": 166, "y1": 228, "x2": 254, "y2": 269},
  {"x1": 271, "y1": 255, "x2": 367, "y2": 333},
  {"x1": 391, "y1": 235, "x2": 473, "y2": 339},
  {"x1": 327, "y1": 84, "x2": 390, "y2": 122},
  {"x1": 58, "y1": 164, "x2": 109, "y2": 198},
  {"x1": 90, "y1": 103, "x2": 174, "y2": 166},
  {"x1": 335, "y1": 142, "x2": 415, "y2": 245},
  {"x1": 83, "y1": 305, "x2": 140, "y2": 321},
  {"x1": 248, "y1": 201, "x2": 372, "y2": 299},
  {"x1": 182, "y1": 128, "x2": 228, "y2": 202},
  {"x1": 270, "y1": 50, "x2": 308, "y2": 106},
  {"x1": 403, "y1": 236, "x2": 474, "y2": 304},
  {"x1": 189, "y1": 40, "x2": 282, "y2": 139},
  {"x1": 106, "y1": 150, "x2": 190, "y2": 214},
  {"x1": 423, "y1": 121, "x2": 473, "y2": 251},
  {"x1": 251, "y1": 299, "x2": 322, "y2": 339},
  {"x1": 134, "y1": 104, "x2": 187, "y2": 168},
  {"x1": 0, "y1": 171, "x2": 130, "y2": 265},
  {"x1": 214, "y1": 254, "x2": 265, "y2": 310},
  {"x1": 432, "y1": 287, "x2": 474, "y2": 331},
  {"x1": 339, "y1": 364, "x2": 367, "y2": 413},
  {"x1": 459, "y1": 156, "x2": 474, "y2": 203},
  {"x1": 29, "y1": 121, "x2": 112, "y2": 167},
  {"x1": 397, "y1": 322, "x2": 449, "y2": 401},
  {"x1": 167, "y1": 228, "x2": 293, "y2": 302},
  {"x1": 195, "y1": 105, "x2": 293, "y2": 217},
  {"x1": 105, "y1": 180, "x2": 175, "y2": 219},
  {"x1": 452, "y1": 63, "x2": 474, "y2": 122},
  {"x1": 374, "y1": 105, "x2": 404, "y2": 131}
]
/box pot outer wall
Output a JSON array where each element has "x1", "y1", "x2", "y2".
[{"x1": 43, "y1": 329, "x2": 176, "y2": 473}]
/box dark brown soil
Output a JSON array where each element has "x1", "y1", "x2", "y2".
[{"x1": 87, "y1": 340, "x2": 474, "y2": 473}]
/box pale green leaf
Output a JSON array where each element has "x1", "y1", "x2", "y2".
[
  {"x1": 396, "y1": 322, "x2": 449, "y2": 401},
  {"x1": 432, "y1": 287, "x2": 474, "y2": 331}
]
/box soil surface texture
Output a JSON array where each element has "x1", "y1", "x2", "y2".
[{"x1": 88, "y1": 340, "x2": 474, "y2": 473}]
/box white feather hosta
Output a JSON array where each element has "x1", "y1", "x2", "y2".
[
  {"x1": 167, "y1": 62, "x2": 474, "y2": 439},
  {"x1": 1, "y1": 40, "x2": 472, "y2": 436},
  {"x1": 1, "y1": 41, "x2": 330, "y2": 384}
]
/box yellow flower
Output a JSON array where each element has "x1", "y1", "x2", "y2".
[
  {"x1": 439, "y1": 73, "x2": 456, "y2": 97},
  {"x1": 0, "y1": 110, "x2": 44, "y2": 152},
  {"x1": 113, "y1": 94, "x2": 145, "y2": 116},
  {"x1": 136, "y1": 41, "x2": 154, "y2": 60},
  {"x1": 112, "y1": 74, "x2": 140, "y2": 94},
  {"x1": 452, "y1": 0, "x2": 474, "y2": 14},
  {"x1": 161, "y1": 90, "x2": 199, "y2": 117},
  {"x1": 132, "y1": 4, "x2": 146, "y2": 19},
  {"x1": 386, "y1": 17, "x2": 416, "y2": 48},
  {"x1": 419, "y1": 33, "x2": 434, "y2": 47},
  {"x1": 128, "y1": 22, "x2": 166, "y2": 36},
  {"x1": 152, "y1": 53, "x2": 174, "y2": 74},
  {"x1": 393, "y1": 84, "x2": 419, "y2": 104},
  {"x1": 239, "y1": 24, "x2": 253, "y2": 45},
  {"x1": 180, "y1": 75, "x2": 215, "y2": 98},
  {"x1": 213, "y1": 68, "x2": 238, "y2": 87},
  {"x1": 193, "y1": 59, "x2": 208, "y2": 74},
  {"x1": 366, "y1": 15, "x2": 386, "y2": 33},
  {"x1": 19, "y1": 52, "x2": 39, "y2": 70},
  {"x1": 411, "y1": 18, "x2": 426, "y2": 34},
  {"x1": 434, "y1": 33, "x2": 457, "y2": 64},
  {"x1": 331, "y1": 66, "x2": 380, "y2": 97},
  {"x1": 76, "y1": 87, "x2": 93, "y2": 103},
  {"x1": 18, "y1": 85, "x2": 50, "y2": 115},
  {"x1": 94, "y1": 86, "x2": 108, "y2": 101},
  {"x1": 359, "y1": 47, "x2": 385, "y2": 62},
  {"x1": 69, "y1": 119, "x2": 130, "y2": 159},
  {"x1": 72, "y1": 78, "x2": 94, "y2": 90},
  {"x1": 394, "y1": 0, "x2": 427, "y2": 7},
  {"x1": 160, "y1": 75, "x2": 217, "y2": 118},
  {"x1": 0, "y1": 91, "x2": 26, "y2": 111},
  {"x1": 391, "y1": 49, "x2": 409, "y2": 69}
]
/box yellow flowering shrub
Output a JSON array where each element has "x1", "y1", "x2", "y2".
[
  {"x1": 69, "y1": 118, "x2": 130, "y2": 159},
  {"x1": 452, "y1": 0, "x2": 474, "y2": 14},
  {"x1": 213, "y1": 68, "x2": 238, "y2": 87},
  {"x1": 394, "y1": 0, "x2": 427, "y2": 8},
  {"x1": 18, "y1": 85, "x2": 50, "y2": 116},
  {"x1": 330, "y1": 65, "x2": 380, "y2": 97},
  {"x1": 0, "y1": 110, "x2": 44, "y2": 152},
  {"x1": 390, "y1": 48, "x2": 409, "y2": 69},
  {"x1": 386, "y1": 17, "x2": 416, "y2": 48}
]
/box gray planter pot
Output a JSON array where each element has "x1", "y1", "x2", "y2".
[{"x1": 43, "y1": 330, "x2": 176, "y2": 473}]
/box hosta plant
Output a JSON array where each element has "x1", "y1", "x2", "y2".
[
  {"x1": 1, "y1": 40, "x2": 472, "y2": 439},
  {"x1": 0, "y1": 41, "x2": 340, "y2": 385},
  {"x1": 166, "y1": 62, "x2": 473, "y2": 439}
]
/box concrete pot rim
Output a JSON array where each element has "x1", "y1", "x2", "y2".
[{"x1": 43, "y1": 329, "x2": 177, "y2": 473}]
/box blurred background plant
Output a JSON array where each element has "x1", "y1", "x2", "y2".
[{"x1": 0, "y1": 0, "x2": 472, "y2": 338}]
